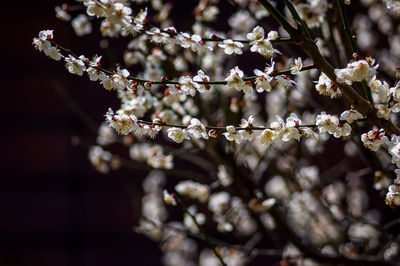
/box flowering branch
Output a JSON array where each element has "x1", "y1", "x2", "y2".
[
  {"x1": 135, "y1": 117, "x2": 367, "y2": 132},
  {"x1": 293, "y1": 30, "x2": 400, "y2": 136},
  {"x1": 51, "y1": 39, "x2": 315, "y2": 86}
]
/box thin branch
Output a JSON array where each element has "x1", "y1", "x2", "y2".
[
  {"x1": 51, "y1": 39, "x2": 315, "y2": 85},
  {"x1": 257, "y1": 0, "x2": 297, "y2": 37},
  {"x1": 175, "y1": 196, "x2": 227, "y2": 266},
  {"x1": 283, "y1": 0, "x2": 311, "y2": 38},
  {"x1": 135, "y1": 117, "x2": 367, "y2": 131},
  {"x1": 336, "y1": 0, "x2": 373, "y2": 103}
]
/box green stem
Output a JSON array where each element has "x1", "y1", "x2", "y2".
[
  {"x1": 336, "y1": 0, "x2": 358, "y2": 55},
  {"x1": 257, "y1": 0, "x2": 297, "y2": 37},
  {"x1": 282, "y1": 0, "x2": 311, "y2": 38},
  {"x1": 336, "y1": 0, "x2": 373, "y2": 103}
]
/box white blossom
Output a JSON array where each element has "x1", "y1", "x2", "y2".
[
  {"x1": 390, "y1": 81, "x2": 400, "y2": 98},
  {"x1": 254, "y1": 68, "x2": 273, "y2": 92},
  {"x1": 290, "y1": 57, "x2": 303, "y2": 75},
  {"x1": 340, "y1": 109, "x2": 364, "y2": 123},
  {"x1": 375, "y1": 104, "x2": 391, "y2": 120},
  {"x1": 225, "y1": 66, "x2": 246, "y2": 92},
  {"x1": 316, "y1": 112, "x2": 351, "y2": 138},
  {"x1": 163, "y1": 190, "x2": 177, "y2": 206},
  {"x1": 259, "y1": 129, "x2": 276, "y2": 145},
  {"x1": 179, "y1": 75, "x2": 200, "y2": 97},
  {"x1": 239, "y1": 115, "x2": 255, "y2": 141},
  {"x1": 369, "y1": 76, "x2": 390, "y2": 103},
  {"x1": 64, "y1": 55, "x2": 87, "y2": 76},
  {"x1": 315, "y1": 73, "x2": 342, "y2": 98},
  {"x1": 218, "y1": 39, "x2": 244, "y2": 55},
  {"x1": 167, "y1": 127, "x2": 189, "y2": 143},
  {"x1": 335, "y1": 60, "x2": 377, "y2": 85},
  {"x1": 246, "y1": 26, "x2": 265, "y2": 44},
  {"x1": 223, "y1": 125, "x2": 241, "y2": 144},
  {"x1": 193, "y1": 70, "x2": 211, "y2": 93},
  {"x1": 105, "y1": 108, "x2": 137, "y2": 135},
  {"x1": 361, "y1": 129, "x2": 388, "y2": 151}
]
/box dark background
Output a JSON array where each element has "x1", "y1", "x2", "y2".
[{"x1": 1, "y1": 1, "x2": 164, "y2": 265}]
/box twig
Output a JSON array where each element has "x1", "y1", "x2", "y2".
[
  {"x1": 336, "y1": 0, "x2": 373, "y2": 103},
  {"x1": 175, "y1": 196, "x2": 228, "y2": 266}
]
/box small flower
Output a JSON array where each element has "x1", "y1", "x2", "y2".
[
  {"x1": 316, "y1": 112, "x2": 351, "y2": 138},
  {"x1": 167, "y1": 127, "x2": 189, "y2": 143},
  {"x1": 178, "y1": 33, "x2": 211, "y2": 52},
  {"x1": 369, "y1": 76, "x2": 390, "y2": 103},
  {"x1": 108, "y1": 3, "x2": 132, "y2": 25},
  {"x1": 55, "y1": 6, "x2": 71, "y2": 21},
  {"x1": 375, "y1": 104, "x2": 391, "y2": 120},
  {"x1": 163, "y1": 190, "x2": 177, "y2": 206},
  {"x1": 385, "y1": 180, "x2": 400, "y2": 207},
  {"x1": 33, "y1": 30, "x2": 62, "y2": 61},
  {"x1": 246, "y1": 26, "x2": 265, "y2": 44},
  {"x1": 193, "y1": 70, "x2": 211, "y2": 93},
  {"x1": 208, "y1": 129, "x2": 218, "y2": 138},
  {"x1": 290, "y1": 57, "x2": 303, "y2": 75},
  {"x1": 88, "y1": 145, "x2": 112, "y2": 174},
  {"x1": 387, "y1": 135, "x2": 400, "y2": 167},
  {"x1": 249, "y1": 39, "x2": 279, "y2": 57},
  {"x1": 223, "y1": 125, "x2": 241, "y2": 144},
  {"x1": 179, "y1": 75, "x2": 200, "y2": 97},
  {"x1": 340, "y1": 109, "x2": 364, "y2": 123},
  {"x1": 254, "y1": 69, "x2": 273, "y2": 92},
  {"x1": 361, "y1": 129, "x2": 388, "y2": 151},
  {"x1": 113, "y1": 67, "x2": 131, "y2": 90},
  {"x1": 335, "y1": 59, "x2": 378, "y2": 85},
  {"x1": 239, "y1": 115, "x2": 255, "y2": 141},
  {"x1": 64, "y1": 55, "x2": 87, "y2": 76},
  {"x1": 225, "y1": 66, "x2": 246, "y2": 92},
  {"x1": 274, "y1": 75, "x2": 296, "y2": 89},
  {"x1": 38, "y1": 30, "x2": 54, "y2": 41},
  {"x1": 260, "y1": 129, "x2": 276, "y2": 145},
  {"x1": 281, "y1": 113, "x2": 302, "y2": 141},
  {"x1": 390, "y1": 81, "x2": 400, "y2": 99},
  {"x1": 187, "y1": 118, "x2": 209, "y2": 139},
  {"x1": 218, "y1": 39, "x2": 244, "y2": 55},
  {"x1": 146, "y1": 27, "x2": 170, "y2": 44},
  {"x1": 105, "y1": 108, "x2": 138, "y2": 135},
  {"x1": 315, "y1": 73, "x2": 342, "y2": 98}
]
